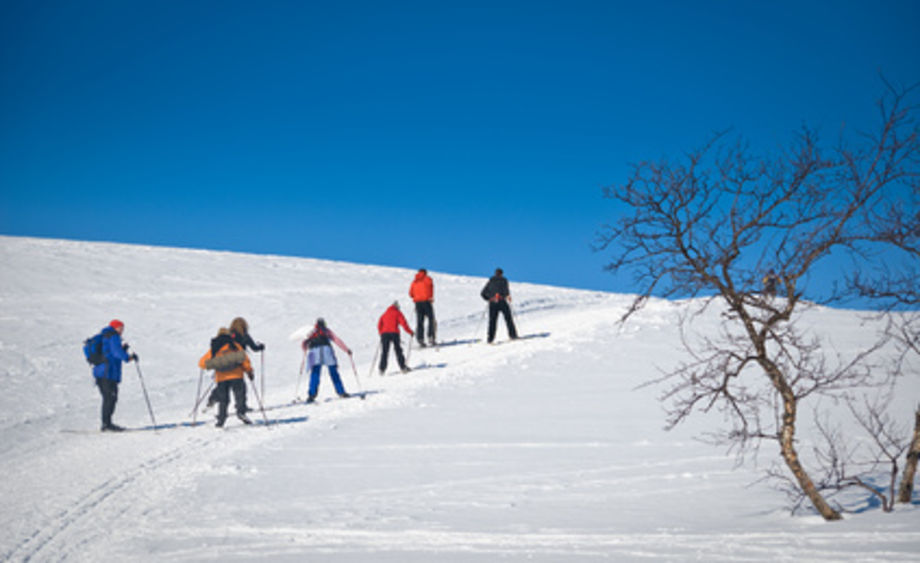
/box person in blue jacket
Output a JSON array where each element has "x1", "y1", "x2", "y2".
[{"x1": 93, "y1": 319, "x2": 138, "y2": 431}]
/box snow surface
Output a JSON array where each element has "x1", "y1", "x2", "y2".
[{"x1": 0, "y1": 235, "x2": 917, "y2": 562}]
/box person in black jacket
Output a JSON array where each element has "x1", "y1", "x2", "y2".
[
  {"x1": 230, "y1": 317, "x2": 265, "y2": 353},
  {"x1": 206, "y1": 317, "x2": 264, "y2": 411},
  {"x1": 201, "y1": 327, "x2": 253, "y2": 426},
  {"x1": 480, "y1": 268, "x2": 518, "y2": 344}
]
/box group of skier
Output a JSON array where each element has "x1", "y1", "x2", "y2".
[
  {"x1": 86, "y1": 268, "x2": 518, "y2": 430},
  {"x1": 197, "y1": 317, "x2": 265, "y2": 427}
]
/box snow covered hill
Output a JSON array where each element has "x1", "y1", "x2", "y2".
[{"x1": 0, "y1": 236, "x2": 917, "y2": 562}]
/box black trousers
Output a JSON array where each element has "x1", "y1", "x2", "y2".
[
  {"x1": 488, "y1": 300, "x2": 518, "y2": 343},
  {"x1": 216, "y1": 378, "x2": 248, "y2": 422},
  {"x1": 95, "y1": 378, "x2": 119, "y2": 427},
  {"x1": 414, "y1": 301, "x2": 436, "y2": 344},
  {"x1": 379, "y1": 333, "x2": 407, "y2": 373}
]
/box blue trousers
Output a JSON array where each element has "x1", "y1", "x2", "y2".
[{"x1": 309, "y1": 364, "x2": 346, "y2": 397}]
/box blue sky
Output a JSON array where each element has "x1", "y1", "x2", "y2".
[{"x1": 1, "y1": 1, "x2": 918, "y2": 295}]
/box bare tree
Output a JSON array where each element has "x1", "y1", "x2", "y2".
[
  {"x1": 872, "y1": 311, "x2": 920, "y2": 505},
  {"x1": 597, "y1": 86, "x2": 919, "y2": 521},
  {"x1": 809, "y1": 396, "x2": 911, "y2": 513},
  {"x1": 847, "y1": 86, "x2": 920, "y2": 503},
  {"x1": 899, "y1": 407, "x2": 920, "y2": 502}
]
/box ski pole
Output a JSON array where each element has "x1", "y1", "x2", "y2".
[
  {"x1": 248, "y1": 375, "x2": 270, "y2": 426},
  {"x1": 472, "y1": 304, "x2": 488, "y2": 345},
  {"x1": 368, "y1": 341, "x2": 381, "y2": 378},
  {"x1": 348, "y1": 352, "x2": 363, "y2": 393},
  {"x1": 509, "y1": 300, "x2": 522, "y2": 338},
  {"x1": 193, "y1": 378, "x2": 215, "y2": 414},
  {"x1": 192, "y1": 369, "x2": 204, "y2": 424},
  {"x1": 190, "y1": 378, "x2": 215, "y2": 418},
  {"x1": 294, "y1": 349, "x2": 307, "y2": 401},
  {"x1": 260, "y1": 350, "x2": 266, "y2": 404},
  {"x1": 134, "y1": 361, "x2": 158, "y2": 430}
]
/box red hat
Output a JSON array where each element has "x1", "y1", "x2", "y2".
[{"x1": 109, "y1": 319, "x2": 125, "y2": 331}]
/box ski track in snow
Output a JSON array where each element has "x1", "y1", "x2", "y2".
[
  {"x1": 143, "y1": 527, "x2": 920, "y2": 562},
  {"x1": 7, "y1": 323, "x2": 603, "y2": 560},
  {"x1": 8, "y1": 441, "x2": 200, "y2": 561},
  {"x1": 1, "y1": 236, "x2": 918, "y2": 562},
  {"x1": 2, "y1": 271, "x2": 621, "y2": 560}
]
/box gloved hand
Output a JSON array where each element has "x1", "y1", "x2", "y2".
[
  {"x1": 247, "y1": 371, "x2": 255, "y2": 381},
  {"x1": 123, "y1": 343, "x2": 131, "y2": 352},
  {"x1": 253, "y1": 342, "x2": 265, "y2": 352},
  {"x1": 130, "y1": 353, "x2": 139, "y2": 362}
]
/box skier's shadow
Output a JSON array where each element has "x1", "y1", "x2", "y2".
[
  {"x1": 138, "y1": 421, "x2": 207, "y2": 431},
  {"x1": 264, "y1": 389, "x2": 383, "y2": 410},
  {"x1": 516, "y1": 332, "x2": 551, "y2": 341},
  {"x1": 255, "y1": 415, "x2": 309, "y2": 427},
  {"x1": 434, "y1": 338, "x2": 480, "y2": 348},
  {"x1": 409, "y1": 362, "x2": 448, "y2": 371}
]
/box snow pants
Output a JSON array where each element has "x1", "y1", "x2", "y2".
[
  {"x1": 308, "y1": 364, "x2": 347, "y2": 398},
  {"x1": 215, "y1": 378, "x2": 247, "y2": 424},
  {"x1": 95, "y1": 378, "x2": 119, "y2": 427},
  {"x1": 414, "y1": 301, "x2": 436, "y2": 345},
  {"x1": 379, "y1": 333, "x2": 407, "y2": 373},
  {"x1": 488, "y1": 300, "x2": 518, "y2": 343}
]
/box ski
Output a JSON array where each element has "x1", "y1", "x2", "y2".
[
  {"x1": 60, "y1": 421, "x2": 207, "y2": 434},
  {"x1": 420, "y1": 338, "x2": 479, "y2": 349},
  {"x1": 379, "y1": 364, "x2": 444, "y2": 376},
  {"x1": 303, "y1": 391, "x2": 369, "y2": 405},
  {"x1": 215, "y1": 414, "x2": 309, "y2": 429}
]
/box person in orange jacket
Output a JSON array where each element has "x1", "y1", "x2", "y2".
[
  {"x1": 409, "y1": 268, "x2": 437, "y2": 347},
  {"x1": 377, "y1": 301, "x2": 413, "y2": 375},
  {"x1": 199, "y1": 328, "x2": 254, "y2": 427}
]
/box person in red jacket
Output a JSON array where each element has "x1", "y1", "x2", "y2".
[
  {"x1": 377, "y1": 301, "x2": 413, "y2": 375},
  {"x1": 409, "y1": 268, "x2": 437, "y2": 347}
]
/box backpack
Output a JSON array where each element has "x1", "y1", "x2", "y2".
[
  {"x1": 305, "y1": 326, "x2": 331, "y2": 349},
  {"x1": 83, "y1": 332, "x2": 108, "y2": 366},
  {"x1": 205, "y1": 348, "x2": 247, "y2": 371}
]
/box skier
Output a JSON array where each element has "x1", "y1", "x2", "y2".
[
  {"x1": 205, "y1": 316, "x2": 265, "y2": 410},
  {"x1": 480, "y1": 268, "x2": 518, "y2": 344},
  {"x1": 229, "y1": 316, "x2": 265, "y2": 353},
  {"x1": 377, "y1": 301, "x2": 414, "y2": 375},
  {"x1": 198, "y1": 327, "x2": 254, "y2": 427},
  {"x1": 409, "y1": 268, "x2": 436, "y2": 347},
  {"x1": 92, "y1": 319, "x2": 138, "y2": 432},
  {"x1": 762, "y1": 269, "x2": 780, "y2": 297},
  {"x1": 301, "y1": 318, "x2": 352, "y2": 403}
]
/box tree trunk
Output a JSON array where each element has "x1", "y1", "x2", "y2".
[
  {"x1": 897, "y1": 407, "x2": 920, "y2": 504},
  {"x1": 778, "y1": 389, "x2": 843, "y2": 520}
]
